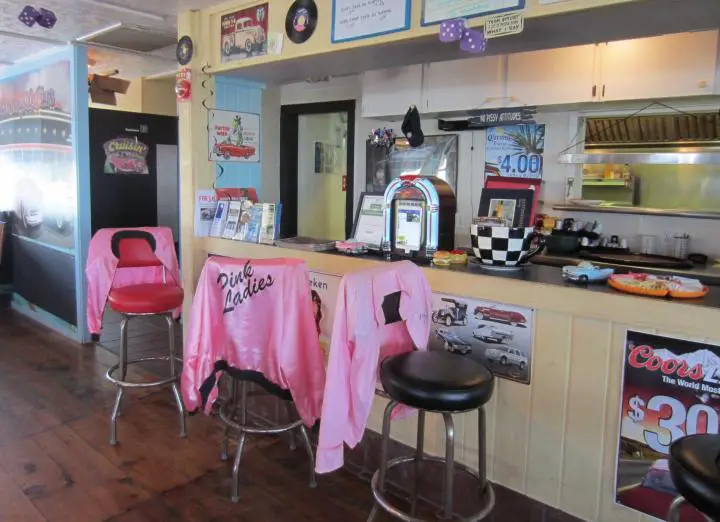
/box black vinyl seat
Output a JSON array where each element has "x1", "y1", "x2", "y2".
[
  {"x1": 669, "y1": 434, "x2": 720, "y2": 520},
  {"x1": 381, "y1": 351, "x2": 494, "y2": 411},
  {"x1": 369, "y1": 350, "x2": 496, "y2": 522}
]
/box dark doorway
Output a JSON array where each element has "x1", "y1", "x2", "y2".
[{"x1": 279, "y1": 100, "x2": 355, "y2": 240}]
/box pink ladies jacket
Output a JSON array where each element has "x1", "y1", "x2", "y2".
[
  {"x1": 316, "y1": 260, "x2": 432, "y2": 473},
  {"x1": 182, "y1": 257, "x2": 326, "y2": 427},
  {"x1": 85, "y1": 227, "x2": 180, "y2": 335}
]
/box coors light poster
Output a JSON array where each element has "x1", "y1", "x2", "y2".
[{"x1": 615, "y1": 330, "x2": 719, "y2": 521}]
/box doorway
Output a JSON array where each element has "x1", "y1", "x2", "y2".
[{"x1": 280, "y1": 101, "x2": 355, "y2": 240}]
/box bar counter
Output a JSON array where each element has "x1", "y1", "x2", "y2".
[{"x1": 183, "y1": 237, "x2": 720, "y2": 522}]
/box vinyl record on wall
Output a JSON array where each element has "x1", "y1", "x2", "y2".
[{"x1": 285, "y1": 0, "x2": 317, "y2": 44}]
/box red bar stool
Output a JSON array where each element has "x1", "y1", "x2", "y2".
[{"x1": 106, "y1": 230, "x2": 186, "y2": 445}]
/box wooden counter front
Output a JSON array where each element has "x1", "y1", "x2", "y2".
[{"x1": 186, "y1": 238, "x2": 720, "y2": 522}]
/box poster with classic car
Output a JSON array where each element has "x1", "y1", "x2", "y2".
[
  {"x1": 429, "y1": 292, "x2": 534, "y2": 384},
  {"x1": 220, "y1": 3, "x2": 268, "y2": 63},
  {"x1": 208, "y1": 109, "x2": 260, "y2": 163}
]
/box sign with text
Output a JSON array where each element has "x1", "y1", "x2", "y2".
[
  {"x1": 484, "y1": 12, "x2": 524, "y2": 38},
  {"x1": 331, "y1": 0, "x2": 411, "y2": 43},
  {"x1": 471, "y1": 106, "x2": 537, "y2": 127},
  {"x1": 484, "y1": 124, "x2": 545, "y2": 179},
  {"x1": 208, "y1": 109, "x2": 260, "y2": 163},
  {"x1": 422, "y1": 0, "x2": 525, "y2": 25},
  {"x1": 615, "y1": 331, "x2": 719, "y2": 521}
]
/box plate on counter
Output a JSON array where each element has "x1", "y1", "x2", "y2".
[{"x1": 608, "y1": 273, "x2": 708, "y2": 299}]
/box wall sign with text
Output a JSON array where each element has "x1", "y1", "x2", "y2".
[
  {"x1": 615, "y1": 331, "x2": 720, "y2": 521},
  {"x1": 422, "y1": 0, "x2": 525, "y2": 25},
  {"x1": 484, "y1": 124, "x2": 545, "y2": 179},
  {"x1": 208, "y1": 109, "x2": 260, "y2": 163},
  {"x1": 331, "y1": 0, "x2": 411, "y2": 43}
]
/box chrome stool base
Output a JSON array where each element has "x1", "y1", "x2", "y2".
[
  {"x1": 369, "y1": 401, "x2": 495, "y2": 522},
  {"x1": 105, "y1": 312, "x2": 186, "y2": 446},
  {"x1": 218, "y1": 379, "x2": 316, "y2": 503}
]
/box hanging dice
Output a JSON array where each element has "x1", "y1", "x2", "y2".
[
  {"x1": 36, "y1": 8, "x2": 57, "y2": 29},
  {"x1": 439, "y1": 18, "x2": 466, "y2": 43},
  {"x1": 460, "y1": 28, "x2": 487, "y2": 54},
  {"x1": 18, "y1": 5, "x2": 39, "y2": 27}
]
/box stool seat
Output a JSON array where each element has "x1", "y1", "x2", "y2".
[
  {"x1": 669, "y1": 434, "x2": 720, "y2": 519},
  {"x1": 381, "y1": 351, "x2": 494, "y2": 412},
  {"x1": 108, "y1": 283, "x2": 184, "y2": 314}
]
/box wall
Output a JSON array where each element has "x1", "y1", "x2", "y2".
[
  {"x1": 206, "y1": 0, "x2": 636, "y2": 74},
  {"x1": 0, "y1": 46, "x2": 91, "y2": 341},
  {"x1": 296, "y1": 113, "x2": 347, "y2": 240}
]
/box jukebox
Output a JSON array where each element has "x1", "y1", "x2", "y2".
[{"x1": 382, "y1": 174, "x2": 456, "y2": 260}]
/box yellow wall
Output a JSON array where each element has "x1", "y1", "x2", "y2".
[
  {"x1": 206, "y1": 0, "x2": 635, "y2": 73},
  {"x1": 90, "y1": 77, "x2": 177, "y2": 116}
]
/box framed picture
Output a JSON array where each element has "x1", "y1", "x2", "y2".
[
  {"x1": 208, "y1": 109, "x2": 260, "y2": 163},
  {"x1": 352, "y1": 192, "x2": 385, "y2": 250},
  {"x1": 332, "y1": 0, "x2": 411, "y2": 43},
  {"x1": 220, "y1": 2, "x2": 269, "y2": 63}
]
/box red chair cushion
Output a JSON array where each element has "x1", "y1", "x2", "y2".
[{"x1": 108, "y1": 284, "x2": 184, "y2": 314}]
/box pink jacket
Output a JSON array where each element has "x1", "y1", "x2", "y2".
[
  {"x1": 182, "y1": 257, "x2": 326, "y2": 427},
  {"x1": 85, "y1": 227, "x2": 180, "y2": 334},
  {"x1": 316, "y1": 260, "x2": 432, "y2": 474}
]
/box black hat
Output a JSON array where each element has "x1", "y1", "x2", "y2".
[{"x1": 401, "y1": 105, "x2": 424, "y2": 148}]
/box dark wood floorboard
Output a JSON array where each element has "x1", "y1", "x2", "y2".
[{"x1": 0, "y1": 308, "x2": 547, "y2": 522}]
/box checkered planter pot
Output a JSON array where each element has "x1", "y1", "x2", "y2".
[{"x1": 470, "y1": 224, "x2": 534, "y2": 266}]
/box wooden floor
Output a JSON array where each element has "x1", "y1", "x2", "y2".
[
  {"x1": 0, "y1": 309, "x2": 390, "y2": 522},
  {"x1": 0, "y1": 309, "x2": 554, "y2": 522}
]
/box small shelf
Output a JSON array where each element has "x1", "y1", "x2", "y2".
[
  {"x1": 553, "y1": 204, "x2": 720, "y2": 220},
  {"x1": 582, "y1": 180, "x2": 629, "y2": 187}
]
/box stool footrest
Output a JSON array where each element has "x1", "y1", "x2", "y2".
[
  {"x1": 105, "y1": 355, "x2": 183, "y2": 388},
  {"x1": 219, "y1": 399, "x2": 304, "y2": 435},
  {"x1": 370, "y1": 455, "x2": 495, "y2": 522}
]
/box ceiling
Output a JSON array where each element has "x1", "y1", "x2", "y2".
[{"x1": 0, "y1": 0, "x2": 218, "y2": 79}]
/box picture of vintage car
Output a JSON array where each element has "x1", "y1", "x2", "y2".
[
  {"x1": 434, "y1": 328, "x2": 472, "y2": 355},
  {"x1": 432, "y1": 297, "x2": 468, "y2": 327},
  {"x1": 222, "y1": 16, "x2": 266, "y2": 56},
  {"x1": 106, "y1": 156, "x2": 147, "y2": 174},
  {"x1": 472, "y1": 324, "x2": 513, "y2": 344},
  {"x1": 484, "y1": 346, "x2": 528, "y2": 370},
  {"x1": 213, "y1": 141, "x2": 257, "y2": 160},
  {"x1": 475, "y1": 305, "x2": 527, "y2": 327}
]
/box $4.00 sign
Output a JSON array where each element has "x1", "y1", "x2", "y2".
[{"x1": 615, "y1": 330, "x2": 720, "y2": 520}]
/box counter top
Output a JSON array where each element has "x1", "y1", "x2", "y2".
[{"x1": 196, "y1": 238, "x2": 720, "y2": 335}]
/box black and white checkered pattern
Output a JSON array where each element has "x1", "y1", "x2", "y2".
[{"x1": 470, "y1": 224, "x2": 533, "y2": 266}]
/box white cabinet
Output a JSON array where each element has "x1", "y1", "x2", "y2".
[
  {"x1": 506, "y1": 45, "x2": 597, "y2": 106},
  {"x1": 361, "y1": 65, "x2": 423, "y2": 118},
  {"x1": 423, "y1": 56, "x2": 505, "y2": 113},
  {"x1": 599, "y1": 31, "x2": 718, "y2": 101}
]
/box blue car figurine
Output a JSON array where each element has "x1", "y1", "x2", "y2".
[{"x1": 562, "y1": 262, "x2": 614, "y2": 283}]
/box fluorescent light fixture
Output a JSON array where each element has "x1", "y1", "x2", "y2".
[
  {"x1": 75, "y1": 22, "x2": 123, "y2": 42},
  {"x1": 75, "y1": 0, "x2": 166, "y2": 22}
]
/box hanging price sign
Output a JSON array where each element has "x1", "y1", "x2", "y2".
[
  {"x1": 484, "y1": 124, "x2": 545, "y2": 179},
  {"x1": 615, "y1": 330, "x2": 720, "y2": 521}
]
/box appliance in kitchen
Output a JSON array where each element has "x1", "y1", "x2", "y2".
[{"x1": 557, "y1": 110, "x2": 720, "y2": 219}]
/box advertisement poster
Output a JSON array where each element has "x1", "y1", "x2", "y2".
[
  {"x1": 484, "y1": 124, "x2": 545, "y2": 179},
  {"x1": 103, "y1": 137, "x2": 149, "y2": 174},
  {"x1": 208, "y1": 110, "x2": 260, "y2": 163},
  {"x1": 308, "y1": 271, "x2": 342, "y2": 365},
  {"x1": 615, "y1": 331, "x2": 718, "y2": 521},
  {"x1": 220, "y1": 3, "x2": 268, "y2": 63},
  {"x1": 429, "y1": 292, "x2": 534, "y2": 384},
  {"x1": 0, "y1": 60, "x2": 75, "y2": 252}
]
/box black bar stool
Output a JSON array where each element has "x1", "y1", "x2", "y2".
[
  {"x1": 369, "y1": 351, "x2": 495, "y2": 522},
  {"x1": 667, "y1": 434, "x2": 720, "y2": 522}
]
